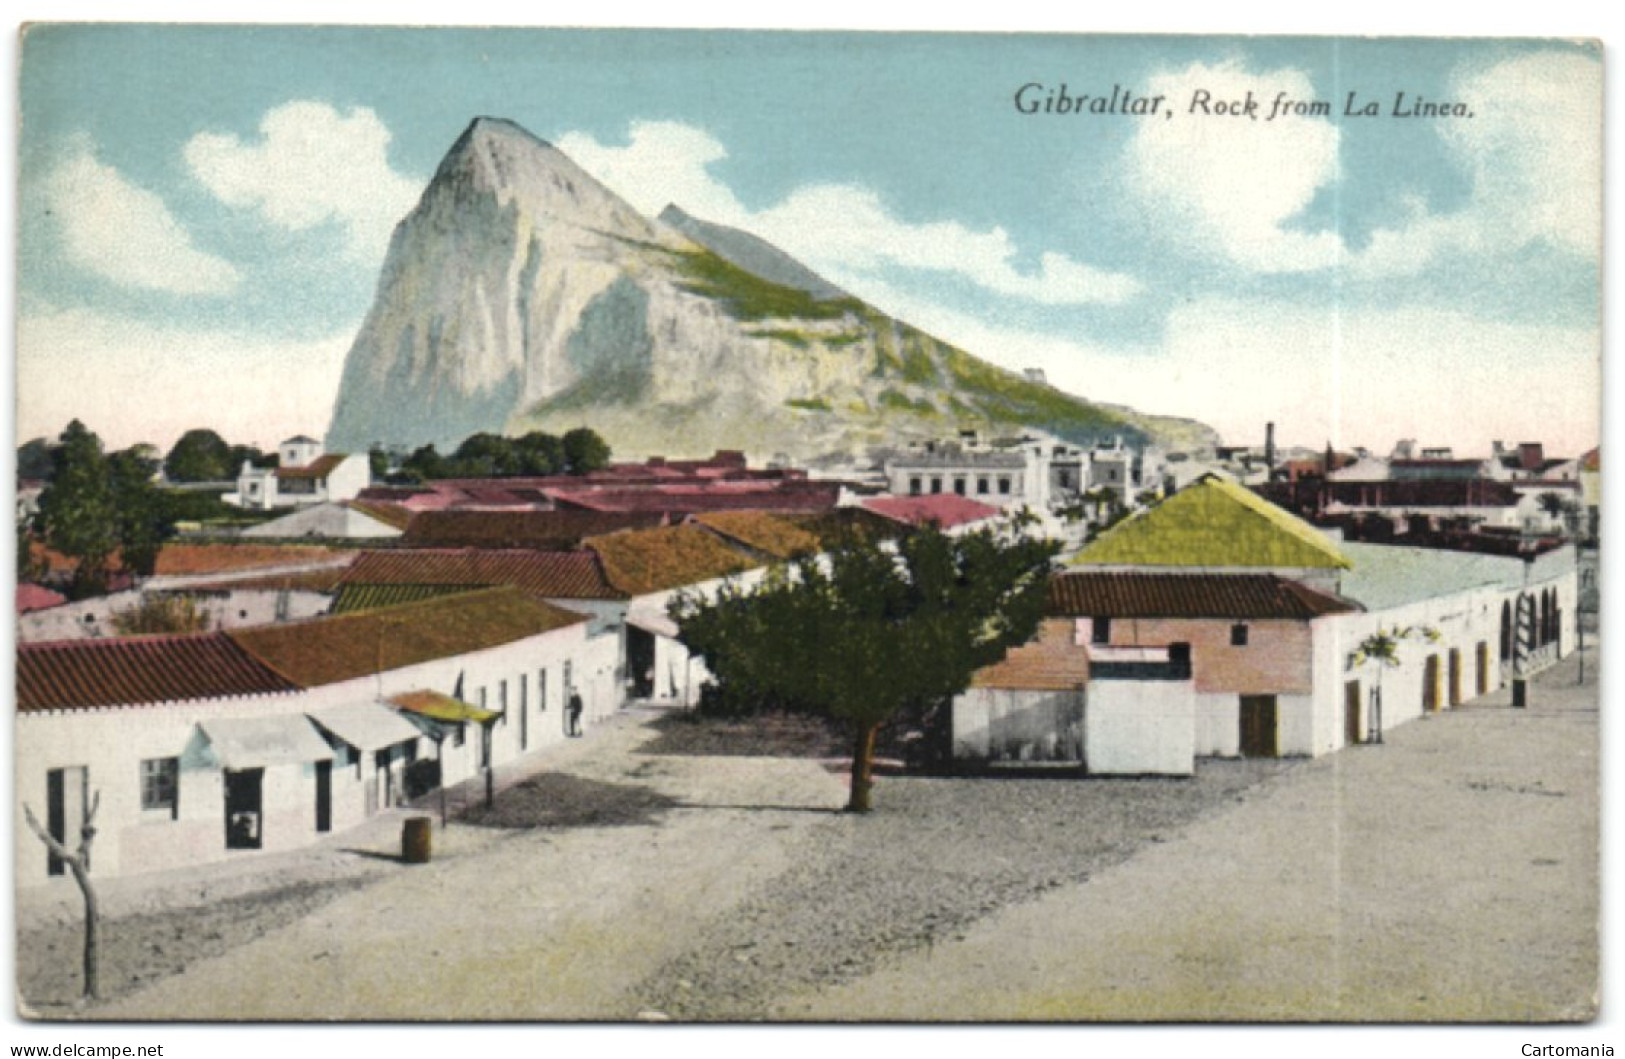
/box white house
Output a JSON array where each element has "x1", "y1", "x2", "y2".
[
  {"x1": 14, "y1": 585, "x2": 603, "y2": 887},
  {"x1": 224, "y1": 436, "x2": 370, "y2": 511}
]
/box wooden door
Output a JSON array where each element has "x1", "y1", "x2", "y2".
[
  {"x1": 1423, "y1": 655, "x2": 1440, "y2": 712},
  {"x1": 46, "y1": 766, "x2": 88, "y2": 876},
  {"x1": 1344, "y1": 681, "x2": 1361, "y2": 746},
  {"x1": 315, "y1": 760, "x2": 332, "y2": 833},
  {"x1": 1448, "y1": 649, "x2": 1462, "y2": 707},
  {"x1": 225, "y1": 769, "x2": 264, "y2": 850},
  {"x1": 1239, "y1": 695, "x2": 1277, "y2": 757},
  {"x1": 1476, "y1": 642, "x2": 1489, "y2": 696}
]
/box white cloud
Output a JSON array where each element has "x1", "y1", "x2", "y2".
[
  {"x1": 45, "y1": 137, "x2": 240, "y2": 295},
  {"x1": 1122, "y1": 61, "x2": 1344, "y2": 273},
  {"x1": 1124, "y1": 52, "x2": 1602, "y2": 279},
  {"x1": 17, "y1": 307, "x2": 354, "y2": 452},
  {"x1": 185, "y1": 101, "x2": 422, "y2": 263},
  {"x1": 557, "y1": 120, "x2": 1141, "y2": 306}
]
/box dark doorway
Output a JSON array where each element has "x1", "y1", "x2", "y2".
[
  {"x1": 1239, "y1": 695, "x2": 1278, "y2": 757},
  {"x1": 46, "y1": 766, "x2": 88, "y2": 877},
  {"x1": 225, "y1": 768, "x2": 264, "y2": 850},
  {"x1": 1448, "y1": 649, "x2": 1462, "y2": 707},
  {"x1": 1476, "y1": 641, "x2": 1489, "y2": 696},
  {"x1": 315, "y1": 760, "x2": 332, "y2": 833},
  {"x1": 1344, "y1": 681, "x2": 1361, "y2": 746},
  {"x1": 628, "y1": 626, "x2": 656, "y2": 699},
  {"x1": 1423, "y1": 655, "x2": 1441, "y2": 712}
]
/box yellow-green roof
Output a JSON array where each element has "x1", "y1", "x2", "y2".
[
  {"x1": 1072, "y1": 475, "x2": 1351, "y2": 570},
  {"x1": 388, "y1": 689, "x2": 501, "y2": 724}
]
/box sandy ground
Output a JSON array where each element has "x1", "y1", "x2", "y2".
[
  {"x1": 17, "y1": 643, "x2": 1597, "y2": 1023},
  {"x1": 786, "y1": 648, "x2": 1599, "y2": 1022}
]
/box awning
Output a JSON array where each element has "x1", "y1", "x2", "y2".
[
  {"x1": 626, "y1": 607, "x2": 680, "y2": 639},
  {"x1": 199, "y1": 716, "x2": 335, "y2": 769},
  {"x1": 386, "y1": 690, "x2": 501, "y2": 725},
  {"x1": 308, "y1": 702, "x2": 424, "y2": 752}
]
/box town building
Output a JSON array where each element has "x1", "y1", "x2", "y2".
[
  {"x1": 224, "y1": 436, "x2": 370, "y2": 512},
  {"x1": 15, "y1": 586, "x2": 601, "y2": 886},
  {"x1": 953, "y1": 475, "x2": 1577, "y2": 775}
]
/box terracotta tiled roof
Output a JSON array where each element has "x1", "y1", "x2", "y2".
[
  {"x1": 229, "y1": 586, "x2": 587, "y2": 688},
  {"x1": 17, "y1": 633, "x2": 300, "y2": 712},
  {"x1": 276, "y1": 453, "x2": 348, "y2": 480},
  {"x1": 180, "y1": 568, "x2": 352, "y2": 594},
  {"x1": 585, "y1": 524, "x2": 760, "y2": 596},
  {"x1": 692, "y1": 511, "x2": 822, "y2": 559},
  {"x1": 329, "y1": 583, "x2": 486, "y2": 615},
  {"x1": 861, "y1": 494, "x2": 1003, "y2": 529},
  {"x1": 154, "y1": 544, "x2": 353, "y2": 576},
  {"x1": 400, "y1": 509, "x2": 668, "y2": 549},
  {"x1": 339, "y1": 549, "x2": 625, "y2": 600},
  {"x1": 785, "y1": 509, "x2": 908, "y2": 549},
  {"x1": 1047, "y1": 572, "x2": 1358, "y2": 620},
  {"x1": 549, "y1": 482, "x2": 841, "y2": 516}
]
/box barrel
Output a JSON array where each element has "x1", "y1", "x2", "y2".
[{"x1": 402, "y1": 816, "x2": 433, "y2": 864}]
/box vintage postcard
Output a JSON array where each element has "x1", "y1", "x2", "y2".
[{"x1": 10, "y1": 23, "x2": 1603, "y2": 1034}]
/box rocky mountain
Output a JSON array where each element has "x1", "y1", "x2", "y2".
[{"x1": 326, "y1": 117, "x2": 1217, "y2": 462}]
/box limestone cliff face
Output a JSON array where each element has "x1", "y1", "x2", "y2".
[{"x1": 326, "y1": 117, "x2": 1218, "y2": 461}]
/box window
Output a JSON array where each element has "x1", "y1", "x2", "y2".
[
  {"x1": 1091, "y1": 617, "x2": 1111, "y2": 645},
  {"x1": 998, "y1": 477, "x2": 1011, "y2": 495},
  {"x1": 976, "y1": 477, "x2": 989, "y2": 495},
  {"x1": 929, "y1": 477, "x2": 943, "y2": 494},
  {"x1": 1231, "y1": 623, "x2": 1250, "y2": 646},
  {"x1": 909, "y1": 477, "x2": 922, "y2": 496},
  {"x1": 538, "y1": 668, "x2": 549, "y2": 711},
  {"x1": 140, "y1": 758, "x2": 179, "y2": 819},
  {"x1": 499, "y1": 680, "x2": 508, "y2": 725},
  {"x1": 953, "y1": 478, "x2": 966, "y2": 496},
  {"x1": 1059, "y1": 471, "x2": 1072, "y2": 489}
]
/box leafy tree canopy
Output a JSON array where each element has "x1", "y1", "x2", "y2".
[
  {"x1": 395, "y1": 428, "x2": 611, "y2": 481},
  {"x1": 672, "y1": 527, "x2": 1059, "y2": 811},
  {"x1": 164, "y1": 429, "x2": 234, "y2": 482},
  {"x1": 17, "y1": 437, "x2": 55, "y2": 481}
]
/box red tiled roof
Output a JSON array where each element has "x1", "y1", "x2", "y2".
[
  {"x1": 339, "y1": 549, "x2": 625, "y2": 600},
  {"x1": 1047, "y1": 572, "x2": 1358, "y2": 620},
  {"x1": 1581, "y1": 448, "x2": 1600, "y2": 472},
  {"x1": 276, "y1": 453, "x2": 348, "y2": 480},
  {"x1": 17, "y1": 633, "x2": 300, "y2": 712},
  {"x1": 400, "y1": 509, "x2": 668, "y2": 549},
  {"x1": 862, "y1": 494, "x2": 1003, "y2": 529},
  {"x1": 16, "y1": 583, "x2": 67, "y2": 615},
  {"x1": 548, "y1": 482, "x2": 841, "y2": 516},
  {"x1": 154, "y1": 544, "x2": 354, "y2": 576},
  {"x1": 230, "y1": 586, "x2": 587, "y2": 688}
]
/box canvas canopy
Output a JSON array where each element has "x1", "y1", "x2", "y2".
[
  {"x1": 308, "y1": 702, "x2": 424, "y2": 752},
  {"x1": 199, "y1": 715, "x2": 335, "y2": 768},
  {"x1": 387, "y1": 690, "x2": 501, "y2": 725}
]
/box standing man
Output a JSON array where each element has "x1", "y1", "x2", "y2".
[{"x1": 567, "y1": 688, "x2": 584, "y2": 737}]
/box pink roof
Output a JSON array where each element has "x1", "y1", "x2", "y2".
[
  {"x1": 16, "y1": 583, "x2": 67, "y2": 615},
  {"x1": 862, "y1": 494, "x2": 1003, "y2": 529}
]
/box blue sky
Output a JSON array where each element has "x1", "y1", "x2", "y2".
[{"x1": 15, "y1": 26, "x2": 1602, "y2": 456}]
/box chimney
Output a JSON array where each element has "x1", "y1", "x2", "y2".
[
  {"x1": 1518, "y1": 442, "x2": 1544, "y2": 471},
  {"x1": 1265, "y1": 422, "x2": 1276, "y2": 471}
]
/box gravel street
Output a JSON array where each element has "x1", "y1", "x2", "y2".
[{"x1": 17, "y1": 641, "x2": 1597, "y2": 1023}]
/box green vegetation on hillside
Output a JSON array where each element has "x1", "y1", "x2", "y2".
[
  {"x1": 785, "y1": 397, "x2": 832, "y2": 412},
  {"x1": 674, "y1": 248, "x2": 865, "y2": 322}
]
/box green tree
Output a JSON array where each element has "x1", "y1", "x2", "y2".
[
  {"x1": 111, "y1": 594, "x2": 211, "y2": 635},
  {"x1": 672, "y1": 528, "x2": 1059, "y2": 812},
  {"x1": 109, "y1": 447, "x2": 174, "y2": 577},
  {"x1": 17, "y1": 437, "x2": 55, "y2": 481},
  {"x1": 514, "y1": 430, "x2": 565, "y2": 476},
  {"x1": 36, "y1": 421, "x2": 121, "y2": 598},
  {"x1": 561, "y1": 427, "x2": 612, "y2": 475},
  {"x1": 164, "y1": 428, "x2": 233, "y2": 482}
]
